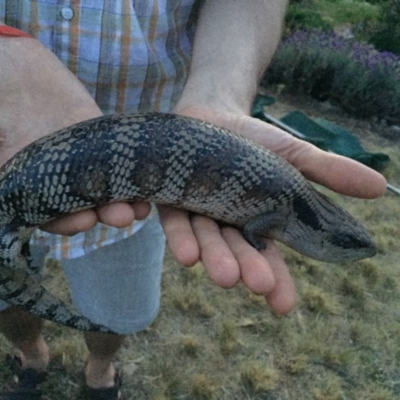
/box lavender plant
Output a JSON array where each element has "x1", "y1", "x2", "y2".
[{"x1": 264, "y1": 30, "x2": 400, "y2": 123}]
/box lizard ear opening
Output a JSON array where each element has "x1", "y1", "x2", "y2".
[{"x1": 243, "y1": 213, "x2": 286, "y2": 250}]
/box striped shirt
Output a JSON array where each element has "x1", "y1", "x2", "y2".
[{"x1": 0, "y1": 0, "x2": 199, "y2": 259}]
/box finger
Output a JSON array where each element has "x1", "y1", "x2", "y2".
[
  {"x1": 206, "y1": 114, "x2": 386, "y2": 199},
  {"x1": 158, "y1": 205, "x2": 199, "y2": 266},
  {"x1": 41, "y1": 209, "x2": 98, "y2": 235},
  {"x1": 287, "y1": 141, "x2": 387, "y2": 199},
  {"x1": 260, "y1": 241, "x2": 297, "y2": 314},
  {"x1": 96, "y1": 201, "x2": 152, "y2": 227},
  {"x1": 221, "y1": 227, "x2": 276, "y2": 295},
  {"x1": 96, "y1": 202, "x2": 136, "y2": 228},
  {"x1": 130, "y1": 201, "x2": 151, "y2": 220},
  {"x1": 191, "y1": 216, "x2": 240, "y2": 288}
]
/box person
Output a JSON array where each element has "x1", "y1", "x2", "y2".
[{"x1": 0, "y1": 1, "x2": 386, "y2": 399}]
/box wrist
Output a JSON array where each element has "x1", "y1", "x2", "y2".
[{"x1": 176, "y1": 75, "x2": 257, "y2": 117}]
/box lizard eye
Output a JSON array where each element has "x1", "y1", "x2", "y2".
[{"x1": 331, "y1": 230, "x2": 373, "y2": 251}]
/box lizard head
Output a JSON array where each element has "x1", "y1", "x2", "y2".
[{"x1": 280, "y1": 191, "x2": 377, "y2": 263}]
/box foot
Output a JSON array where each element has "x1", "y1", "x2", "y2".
[
  {"x1": 83, "y1": 372, "x2": 123, "y2": 400},
  {"x1": 16, "y1": 336, "x2": 50, "y2": 373},
  {"x1": 83, "y1": 331, "x2": 125, "y2": 397},
  {"x1": 0, "y1": 354, "x2": 47, "y2": 400},
  {"x1": 85, "y1": 361, "x2": 116, "y2": 389}
]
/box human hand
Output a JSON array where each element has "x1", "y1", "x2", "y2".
[
  {"x1": 159, "y1": 105, "x2": 387, "y2": 314},
  {"x1": 0, "y1": 36, "x2": 151, "y2": 235}
]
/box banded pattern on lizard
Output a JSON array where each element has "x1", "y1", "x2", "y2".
[{"x1": 0, "y1": 113, "x2": 376, "y2": 332}]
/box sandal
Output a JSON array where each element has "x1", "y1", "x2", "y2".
[
  {"x1": 84, "y1": 373, "x2": 123, "y2": 400},
  {"x1": 0, "y1": 354, "x2": 47, "y2": 399}
]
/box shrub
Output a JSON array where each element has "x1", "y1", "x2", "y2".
[
  {"x1": 369, "y1": 0, "x2": 400, "y2": 54},
  {"x1": 264, "y1": 30, "x2": 400, "y2": 123}
]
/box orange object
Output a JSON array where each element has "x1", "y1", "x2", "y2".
[{"x1": 0, "y1": 25, "x2": 31, "y2": 38}]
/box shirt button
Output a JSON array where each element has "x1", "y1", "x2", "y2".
[{"x1": 60, "y1": 6, "x2": 74, "y2": 21}]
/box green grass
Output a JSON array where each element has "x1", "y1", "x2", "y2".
[
  {"x1": 312, "y1": 0, "x2": 380, "y2": 26},
  {"x1": 286, "y1": 0, "x2": 381, "y2": 37}
]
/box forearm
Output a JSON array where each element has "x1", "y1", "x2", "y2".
[
  {"x1": 178, "y1": 0, "x2": 288, "y2": 115},
  {"x1": 0, "y1": 36, "x2": 101, "y2": 162}
]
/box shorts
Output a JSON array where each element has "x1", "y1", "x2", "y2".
[{"x1": 0, "y1": 215, "x2": 165, "y2": 335}]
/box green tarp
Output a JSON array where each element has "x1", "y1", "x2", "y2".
[{"x1": 252, "y1": 95, "x2": 390, "y2": 172}]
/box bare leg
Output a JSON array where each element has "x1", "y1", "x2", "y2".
[
  {"x1": 0, "y1": 307, "x2": 49, "y2": 372},
  {"x1": 0, "y1": 307, "x2": 125, "y2": 389},
  {"x1": 84, "y1": 331, "x2": 125, "y2": 388}
]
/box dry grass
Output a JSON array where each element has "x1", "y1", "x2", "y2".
[{"x1": 0, "y1": 98, "x2": 399, "y2": 399}]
